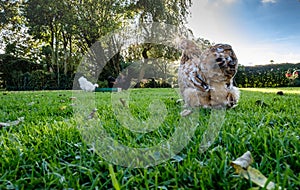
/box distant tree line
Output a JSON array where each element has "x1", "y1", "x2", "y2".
[
  {"x1": 2, "y1": 54, "x2": 300, "y2": 90},
  {"x1": 1, "y1": 0, "x2": 299, "y2": 90},
  {"x1": 234, "y1": 63, "x2": 300, "y2": 88}
]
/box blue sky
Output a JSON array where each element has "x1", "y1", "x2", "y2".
[{"x1": 187, "y1": 0, "x2": 300, "y2": 66}]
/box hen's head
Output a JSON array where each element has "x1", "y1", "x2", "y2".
[
  {"x1": 210, "y1": 44, "x2": 237, "y2": 67},
  {"x1": 201, "y1": 44, "x2": 238, "y2": 81}
]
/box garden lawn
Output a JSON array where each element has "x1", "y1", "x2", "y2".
[{"x1": 0, "y1": 88, "x2": 299, "y2": 189}]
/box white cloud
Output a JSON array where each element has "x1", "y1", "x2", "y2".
[
  {"x1": 211, "y1": 0, "x2": 238, "y2": 6},
  {"x1": 186, "y1": 0, "x2": 240, "y2": 42},
  {"x1": 222, "y1": 0, "x2": 238, "y2": 3},
  {"x1": 234, "y1": 41, "x2": 300, "y2": 66},
  {"x1": 261, "y1": 0, "x2": 277, "y2": 4}
]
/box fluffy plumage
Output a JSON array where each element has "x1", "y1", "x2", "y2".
[
  {"x1": 178, "y1": 39, "x2": 240, "y2": 111},
  {"x1": 78, "y1": 76, "x2": 99, "y2": 92}
]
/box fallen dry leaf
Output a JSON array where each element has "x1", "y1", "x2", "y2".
[
  {"x1": 60, "y1": 105, "x2": 67, "y2": 110},
  {"x1": 180, "y1": 109, "x2": 193, "y2": 117},
  {"x1": 0, "y1": 117, "x2": 25, "y2": 128},
  {"x1": 241, "y1": 166, "x2": 278, "y2": 189},
  {"x1": 231, "y1": 151, "x2": 253, "y2": 170},
  {"x1": 119, "y1": 98, "x2": 127, "y2": 107},
  {"x1": 70, "y1": 97, "x2": 77, "y2": 100},
  {"x1": 87, "y1": 108, "x2": 98, "y2": 119},
  {"x1": 231, "y1": 151, "x2": 285, "y2": 190},
  {"x1": 176, "y1": 99, "x2": 184, "y2": 104},
  {"x1": 28, "y1": 102, "x2": 35, "y2": 106}
]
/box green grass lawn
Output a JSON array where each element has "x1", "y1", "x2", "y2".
[{"x1": 0, "y1": 88, "x2": 299, "y2": 189}]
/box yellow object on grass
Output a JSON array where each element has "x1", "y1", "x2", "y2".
[{"x1": 230, "y1": 151, "x2": 285, "y2": 190}]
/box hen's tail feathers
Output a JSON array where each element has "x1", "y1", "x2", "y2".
[{"x1": 175, "y1": 37, "x2": 202, "y2": 56}]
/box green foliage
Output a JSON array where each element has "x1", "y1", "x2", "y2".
[
  {"x1": 135, "y1": 78, "x2": 172, "y2": 88},
  {"x1": 1, "y1": 0, "x2": 193, "y2": 90},
  {"x1": 0, "y1": 54, "x2": 41, "y2": 89},
  {"x1": 235, "y1": 63, "x2": 300, "y2": 88},
  {"x1": 294, "y1": 78, "x2": 300, "y2": 86},
  {"x1": 133, "y1": 0, "x2": 192, "y2": 24},
  {"x1": 0, "y1": 89, "x2": 299, "y2": 189},
  {"x1": 0, "y1": 0, "x2": 23, "y2": 29},
  {"x1": 0, "y1": 54, "x2": 75, "y2": 90}
]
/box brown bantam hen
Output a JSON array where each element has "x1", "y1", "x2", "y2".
[{"x1": 177, "y1": 39, "x2": 239, "y2": 116}]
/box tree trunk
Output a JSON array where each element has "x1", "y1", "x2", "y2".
[
  {"x1": 69, "y1": 36, "x2": 72, "y2": 72},
  {"x1": 55, "y1": 30, "x2": 60, "y2": 87},
  {"x1": 62, "y1": 30, "x2": 68, "y2": 75},
  {"x1": 138, "y1": 45, "x2": 150, "y2": 83}
]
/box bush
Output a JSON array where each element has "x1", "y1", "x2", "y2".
[
  {"x1": 235, "y1": 63, "x2": 300, "y2": 88},
  {"x1": 134, "y1": 78, "x2": 172, "y2": 88},
  {"x1": 0, "y1": 54, "x2": 76, "y2": 90},
  {"x1": 0, "y1": 54, "x2": 43, "y2": 90}
]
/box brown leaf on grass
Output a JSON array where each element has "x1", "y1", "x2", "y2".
[
  {"x1": 119, "y1": 98, "x2": 127, "y2": 107},
  {"x1": 176, "y1": 99, "x2": 184, "y2": 104},
  {"x1": 60, "y1": 105, "x2": 67, "y2": 110},
  {"x1": 230, "y1": 151, "x2": 285, "y2": 190},
  {"x1": 180, "y1": 109, "x2": 193, "y2": 117},
  {"x1": 0, "y1": 117, "x2": 25, "y2": 128},
  {"x1": 70, "y1": 97, "x2": 77, "y2": 100},
  {"x1": 231, "y1": 151, "x2": 253, "y2": 170},
  {"x1": 87, "y1": 108, "x2": 98, "y2": 119},
  {"x1": 28, "y1": 102, "x2": 35, "y2": 106}
]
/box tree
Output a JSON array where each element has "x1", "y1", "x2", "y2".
[
  {"x1": 25, "y1": 0, "x2": 71, "y2": 86},
  {"x1": 0, "y1": 0, "x2": 30, "y2": 55},
  {"x1": 1, "y1": 0, "x2": 196, "y2": 90},
  {"x1": 24, "y1": 0, "x2": 127, "y2": 85},
  {"x1": 117, "y1": 0, "x2": 192, "y2": 85},
  {"x1": 0, "y1": 0, "x2": 22, "y2": 29}
]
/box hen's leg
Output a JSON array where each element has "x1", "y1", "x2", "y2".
[{"x1": 226, "y1": 87, "x2": 240, "y2": 108}]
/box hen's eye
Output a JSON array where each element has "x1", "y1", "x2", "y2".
[
  {"x1": 226, "y1": 56, "x2": 232, "y2": 61},
  {"x1": 217, "y1": 47, "x2": 224, "y2": 52},
  {"x1": 228, "y1": 57, "x2": 236, "y2": 65},
  {"x1": 216, "y1": 58, "x2": 223, "y2": 62}
]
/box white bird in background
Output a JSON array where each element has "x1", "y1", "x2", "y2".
[{"x1": 78, "y1": 76, "x2": 99, "y2": 92}]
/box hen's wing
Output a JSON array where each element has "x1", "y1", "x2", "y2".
[
  {"x1": 177, "y1": 39, "x2": 211, "y2": 109},
  {"x1": 178, "y1": 39, "x2": 210, "y2": 92}
]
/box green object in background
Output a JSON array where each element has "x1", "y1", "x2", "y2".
[
  {"x1": 95, "y1": 88, "x2": 122, "y2": 92},
  {"x1": 294, "y1": 78, "x2": 300, "y2": 86}
]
